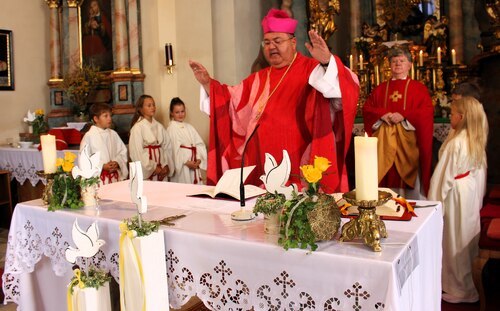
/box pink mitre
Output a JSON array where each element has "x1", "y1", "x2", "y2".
[{"x1": 261, "y1": 8, "x2": 298, "y2": 34}]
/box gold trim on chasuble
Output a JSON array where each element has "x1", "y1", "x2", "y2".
[
  {"x1": 383, "y1": 79, "x2": 411, "y2": 110},
  {"x1": 254, "y1": 53, "x2": 298, "y2": 121}
]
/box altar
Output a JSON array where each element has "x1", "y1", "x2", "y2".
[{"x1": 2, "y1": 181, "x2": 443, "y2": 311}]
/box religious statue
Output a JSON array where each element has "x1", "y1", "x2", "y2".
[{"x1": 307, "y1": 0, "x2": 340, "y2": 42}]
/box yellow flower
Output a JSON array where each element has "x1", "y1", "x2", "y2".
[
  {"x1": 314, "y1": 156, "x2": 331, "y2": 172},
  {"x1": 62, "y1": 160, "x2": 74, "y2": 173},
  {"x1": 64, "y1": 152, "x2": 77, "y2": 163},
  {"x1": 35, "y1": 109, "x2": 44, "y2": 116},
  {"x1": 300, "y1": 165, "x2": 322, "y2": 184},
  {"x1": 56, "y1": 158, "x2": 64, "y2": 168}
]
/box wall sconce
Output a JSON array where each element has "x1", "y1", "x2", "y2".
[{"x1": 165, "y1": 43, "x2": 175, "y2": 74}]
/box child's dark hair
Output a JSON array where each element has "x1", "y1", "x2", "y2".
[
  {"x1": 169, "y1": 97, "x2": 185, "y2": 120},
  {"x1": 131, "y1": 94, "x2": 154, "y2": 127},
  {"x1": 89, "y1": 103, "x2": 112, "y2": 122},
  {"x1": 451, "y1": 81, "x2": 481, "y2": 101}
]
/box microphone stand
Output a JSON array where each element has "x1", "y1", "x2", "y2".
[{"x1": 231, "y1": 124, "x2": 260, "y2": 221}]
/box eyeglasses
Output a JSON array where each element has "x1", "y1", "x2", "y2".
[{"x1": 261, "y1": 36, "x2": 294, "y2": 48}]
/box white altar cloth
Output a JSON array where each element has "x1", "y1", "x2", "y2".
[
  {"x1": 0, "y1": 146, "x2": 78, "y2": 186},
  {"x1": 2, "y1": 181, "x2": 443, "y2": 311}
]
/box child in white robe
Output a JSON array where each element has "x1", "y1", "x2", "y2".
[
  {"x1": 166, "y1": 97, "x2": 207, "y2": 184},
  {"x1": 428, "y1": 97, "x2": 488, "y2": 303},
  {"x1": 80, "y1": 103, "x2": 128, "y2": 184},
  {"x1": 129, "y1": 95, "x2": 172, "y2": 181}
]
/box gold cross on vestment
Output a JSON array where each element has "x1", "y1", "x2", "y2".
[{"x1": 389, "y1": 91, "x2": 403, "y2": 102}]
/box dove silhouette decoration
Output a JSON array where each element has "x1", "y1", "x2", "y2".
[
  {"x1": 65, "y1": 219, "x2": 106, "y2": 264},
  {"x1": 130, "y1": 161, "x2": 148, "y2": 214},
  {"x1": 260, "y1": 150, "x2": 297, "y2": 200},
  {"x1": 72, "y1": 144, "x2": 102, "y2": 179},
  {"x1": 23, "y1": 110, "x2": 36, "y2": 123}
]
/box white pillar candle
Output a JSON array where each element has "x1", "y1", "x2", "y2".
[
  {"x1": 349, "y1": 54, "x2": 353, "y2": 69},
  {"x1": 419, "y1": 50, "x2": 424, "y2": 66},
  {"x1": 41, "y1": 134, "x2": 57, "y2": 173},
  {"x1": 355, "y1": 134, "x2": 378, "y2": 201},
  {"x1": 359, "y1": 54, "x2": 364, "y2": 70},
  {"x1": 437, "y1": 47, "x2": 442, "y2": 64},
  {"x1": 451, "y1": 49, "x2": 456, "y2": 65}
]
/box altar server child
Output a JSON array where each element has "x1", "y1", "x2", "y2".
[
  {"x1": 166, "y1": 97, "x2": 207, "y2": 184},
  {"x1": 129, "y1": 95, "x2": 172, "y2": 181},
  {"x1": 80, "y1": 103, "x2": 128, "y2": 184},
  {"x1": 428, "y1": 96, "x2": 488, "y2": 303}
]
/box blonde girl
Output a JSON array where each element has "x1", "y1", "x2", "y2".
[{"x1": 429, "y1": 96, "x2": 488, "y2": 303}]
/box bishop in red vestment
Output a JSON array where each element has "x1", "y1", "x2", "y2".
[
  {"x1": 363, "y1": 47, "x2": 434, "y2": 197},
  {"x1": 189, "y1": 9, "x2": 359, "y2": 192}
]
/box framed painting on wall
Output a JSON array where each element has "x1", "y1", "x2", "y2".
[
  {"x1": 0, "y1": 29, "x2": 14, "y2": 90},
  {"x1": 81, "y1": 0, "x2": 114, "y2": 72},
  {"x1": 118, "y1": 85, "x2": 128, "y2": 101}
]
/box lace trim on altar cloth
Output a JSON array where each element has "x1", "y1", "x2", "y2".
[
  {"x1": 2, "y1": 221, "x2": 388, "y2": 310},
  {"x1": 1, "y1": 162, "x2": 47, "y2": 186}
]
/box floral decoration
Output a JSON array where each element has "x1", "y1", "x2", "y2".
[
  {"x1": 61, "y1": 65, "x2": 102, "y2": 117},
  {"x1": 23, "y1": 109, "x2": 48, "y2": 136},
  {"x1": 279, "y1": 156, "x2": 341, "y2": 251},
  {"x1": 68, "y1": 267, "x2": 111, "y2": 294},
  {"x1": 122, "y1": 215, "x2": 160, "y2": 237},
  {"x1": 49, "y1": 152, "x2": 100, "y2": 211},
  {"x1": 354, "y1": 36, "x2": 374, "y2": 58}
]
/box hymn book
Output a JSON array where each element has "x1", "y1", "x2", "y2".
[{"x1": 188, "y1": 165, "x2": 266, "y2": 200}]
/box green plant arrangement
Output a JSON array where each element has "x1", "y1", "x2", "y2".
[
  {"x1": 61, "y1": 65, "x2": 102, "y2": 118},
  {"x1": 122, "y1": 215, "x2": 160, "y2": 237},
  {"x1": 279, "y1": 156, "x2": 341, "y2": 251},
  {"x1": 68, "y1": 267, "x2": 112, "y2": 295},
  {"x1": 253, "y1": 192, "x2": 286, "y2": 216},
  {"x1": 48, "y1": 152, "x2": 100, "y2": 211}
]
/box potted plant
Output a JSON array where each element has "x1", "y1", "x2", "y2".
[
  {"x1": 253, "y1": 192, "x2": 286, "y2": 234},
  {"x1": 279, "y1": 156, "x2": 341, "y2": 251},
  {"x1": 61, "y1": 65, "x2": 102, "y2": 120}
]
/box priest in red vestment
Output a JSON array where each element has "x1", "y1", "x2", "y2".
[
  {"x1": 189, "y1": 9, "x2": 359, "y2": 193},
  {"x1": 363, "y1": 47, "x2": 434, "y2": 198}
]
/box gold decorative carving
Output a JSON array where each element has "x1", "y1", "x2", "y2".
[
  {"x1": 66, "y1": 0, "x2": 83, "y2": 8},
  {"x1": 45, "y1": 0, "x2": 60, "y2": 9},
  {"x1": 307, "y1": 0, "x2": 340, "y2": 42}
]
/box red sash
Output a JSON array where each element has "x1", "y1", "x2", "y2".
[
  {"x1": 145, "y1": 144, "x2": 162, "y2": 180},
  {"x1": 454, "y1": 171, "x2": 470, "y2": 180},
  {"x1": 180, "y1": 145, "x2": 199, "y2": 184},
  {"x1": 100, "y1": 170, "x2": 119, "y2": 184}
]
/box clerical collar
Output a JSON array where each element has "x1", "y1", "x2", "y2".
[{"x1": 391, "y1": 75, "x2": 408, "y2": 80}]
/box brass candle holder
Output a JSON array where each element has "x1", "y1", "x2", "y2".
[
  {"x1": 36, "y1": 170, "x2": 56, "y2": 205},
  {"x1": 339, "y1": 190, "x2": 392, "y2": 252}
]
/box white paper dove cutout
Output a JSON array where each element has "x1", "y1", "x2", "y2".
[
  {"x1": 72, "y1": 144, "x2": 102, "y2": 179},
  {"x1": 23, "y1": 110, "x2": 36, "y2": 123},
  {"x1": 130, "y1": 161, "x2": 148, "y2": 214},
  {"x1": 65, "y1": 219, "x2": 106, "y2": 264},
  {"x1": 260, "y1": 150, "x2": 297, "y2": 200}
]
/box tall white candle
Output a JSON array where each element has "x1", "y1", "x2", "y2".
[
  {"x1": 437, "y1": 47, "x2": 442, "y2": 64},
  {"x1": 349, "y1": 54, "x2": 353, "y2": 69},
  {"x1": 451, "y1": 49, "x2": 456, "y2": 65},
  {"x1": 359, "y1": 54, "x2": 364, "y2": 70},
  {"x1": 355, "y1": 134, "x2": 378, "y2": 201},
  {"x1": 41, "y1": 134, "x2": 57, "y2": 174},
  {"x1": 419, "y1": 50, "x2": 424, "y2": 66}
]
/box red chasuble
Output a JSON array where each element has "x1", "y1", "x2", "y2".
[
  {"x1": 207, "y1": 53, "x2": 358, "y2": 193},
  {"x1": 362, "y1": 78, "x2": 434, "y2": 195}
]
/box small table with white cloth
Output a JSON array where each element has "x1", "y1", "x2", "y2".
[
  {"x1": 2, "y1": 181, "x2": 443, "y2": 311},
  {"x1": 0, "y1": 146, "x2": 78, "y2": 186}
]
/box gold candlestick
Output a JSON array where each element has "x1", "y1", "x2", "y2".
[
  {"x1": 339, "y1": 190, "x2": 392, "y2": 252},
  {"x1": 36, "y1": 170, "x2": 56, "y2": 205}
]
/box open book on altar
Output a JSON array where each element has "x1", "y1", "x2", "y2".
[
  {"x1": 334, "y1": 188, "x2": 406, "y2": 218},
  {"x1": 188, "y1": 165, "x2": 266, "y2": 200}
]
